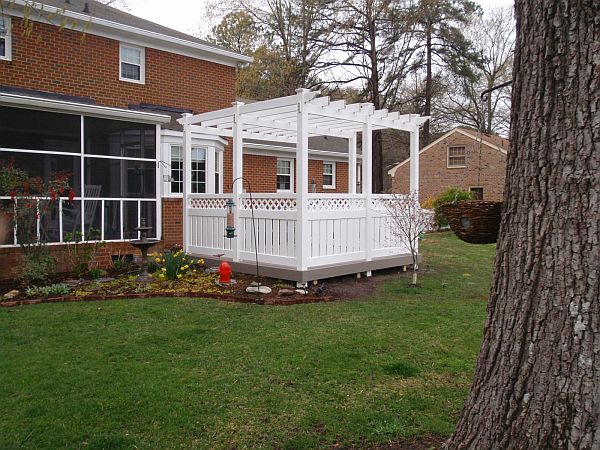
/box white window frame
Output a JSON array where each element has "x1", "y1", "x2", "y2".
[
  {"x1": 190, "y1": 147, "x2": 207, "y2": 194},
  {"x1": 276, "y1": 158, "x2": 294, "y2": 193},
  {"x1": 169, "y1": 144, "x2": 184, "y2": 195},
  {"x1": 0, "y1": 15, "x2": 12, "y2": 61},
  {"x1": 447, "y1": 146, "x2": 467, "y2": 168},
  {"x1": 119, "y1": 43, "x2": 145, "y2": 84},
  {"x1": 322, "y1": 161, "x2": 336, "y2": 189}
]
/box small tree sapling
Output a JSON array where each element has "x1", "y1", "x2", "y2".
[{"x1": 383, "y1": 192, "x2": 434, "y2": 285}]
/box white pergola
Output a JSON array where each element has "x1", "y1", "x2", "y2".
[{"x1": 177, "y1": 89, "x2": 428, "y2": 278}]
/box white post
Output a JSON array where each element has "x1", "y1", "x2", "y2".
[
  {"x1": 182, "y1": 113, "x2": 193, "y2": 253},
  {"x1": 409, "y1": 127, "x2": 420, "y2": 195},
  {"x1": 363, "y1": 117, "x2": 373, "y2": 261},
  {"x1": 155, "y1": 124, "x2": 162, "y2": 240},
  {"x1": 232, "y1": 101, "x2": 245, "y2": 262},
  {"x1": 296, "y1": 89, "x2": 310, "y2": 271},
  {"x1": 348, "y1": 133, "x2": 357, "y2": 195}
]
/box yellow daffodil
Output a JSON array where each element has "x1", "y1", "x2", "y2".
[
  {"x1": 155, "y1": 257, "x2": 161, "y2": 263},
  {"x1": 161, "y1": 267, "x2": 166, "y2": 272},
  {"x1": 177, "y1": 274, "x2": 183, "y2": 279}
]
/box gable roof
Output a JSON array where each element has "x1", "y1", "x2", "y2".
[
  {"x1": 387, "y1": 127, "x2": 509, "y2": 177},
  {"x1": 8, "y1": 0, "x2": 252, "y2": 66}
]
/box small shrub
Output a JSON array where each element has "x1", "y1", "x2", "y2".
[
  {"x1": 26, "y1": 283, "x2": 71, "y2": 298},
  {"x1": 89, "y1": 268, "x2": 108, "y2": 279},
  {"x1": 64, "y1": 229, "x2": 106, "y2": 277},
  {"x1": 111, "y1": 253, "x2": 133, "y2": 272},
  {"x1": 152, "y1": 250, "x2": 199, "y2": 281},
  {"x1": 20, "y1": 245, "x2": 56, "y2": 285},
  {"x1": 431, "y1": 188, "x2": 474, "y2": 228}
]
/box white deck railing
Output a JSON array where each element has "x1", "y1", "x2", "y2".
[{"x1": 186, "y1": 193, "x2": 410, "y2": 269}]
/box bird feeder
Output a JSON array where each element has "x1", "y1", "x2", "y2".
[{"x1": 225, "y1": 198, "x2": 236, "y2": 238}]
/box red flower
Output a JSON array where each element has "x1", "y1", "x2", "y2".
[
  {"x1": 50, "y1": 190, "x2": 57, "y2": 201},
  {"x1": 59, "y1": 187, "x2": 65, "y2": 195},
  {"x1": 68, "y1": 189, "x2": 75, "y2": 202},
  {"x1": 9, "y1": 191, "x2": 16, "y2": 200}
]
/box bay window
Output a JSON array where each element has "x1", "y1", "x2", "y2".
[
  {"x1": 170, "y1": 145, "x2": 210, "y2": 194},
  {"x1": 0, "y1": 106, "x2": 158, "y2": 245}
]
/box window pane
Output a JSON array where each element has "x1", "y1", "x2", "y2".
[
  {"x1": 39, "y1": 200, "x2": 60, "y2": 243},
  {"x1": 192, "y1": 148, "x2": 206, "y2": 161},
  {"x1": 62, "y1": 200, "x2": 81, "y2": 241},
  {"x1": 0, "y1": 201, "x2": 14, "y2": 245},
  {"x1": 0, "y1": 106, "x2": 81, "y2": 153},
  {"x1": 104, "y1": 201, "x2": 121, "y2": 240},
  {"x1": 84, "y1": 197, "x2": 102, "y2": 240},
  {"x1": 277, "y1": 160, "x2": 291, "y2": 174},
  {"x1": 171, "y1": 146, "x2": 183, "y2": 194},
  {"x1": 140, "y1": 201, "x2": 156, "y2": 238},
  {"x1": 85, "y1": 117, "x2": 156, "y2": 159},
  {"x1": 121, "y1": 62, "x2": 141, "y2": 80},
  {"x1": 123, "y1": 201, "x2": 138, "y2": 239},
  {"x1": 0, "y1": 38, "x2": 5, "y2": 58},
  {"x1": 323, "y1": 163, "x2": 333, "y2": 175},
  {"x1": 277, "y1": 175, "x2": 291, "y2": 191},
  {"x1": 122, "y1": 46, "x2": 141, "y2": 64},
  {"x1": 323, "y1": 174, "x2": 333, "y2": 187},
  {"x1": 0, "y1": 151, "x2": 81, "y2": 195},
  {"x1": 85, "y1": 158, "x2": 156, "y2": 198}
]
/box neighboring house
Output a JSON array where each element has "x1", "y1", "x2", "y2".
[
  {"x1": 0, "y1": 0, "x2": 357, "y2": 278},
  {"x1": 388, "y1": 127, "x2": 508, "y2": 202}
]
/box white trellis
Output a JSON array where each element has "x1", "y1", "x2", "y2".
[{"x1": 178, "y1": 89, "x2": 429, "y2": 283}]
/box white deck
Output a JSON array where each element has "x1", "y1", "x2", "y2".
[{"x1": 178, "y1": 89, "x2": 428, "y2": 283}]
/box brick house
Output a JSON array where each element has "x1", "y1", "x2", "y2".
[
  {"x1": 388, "y1": 127, "x2": 508, "y2": 202},
  {"x1": 0, "y1": 0, "x2": 357, "y2": 278}
]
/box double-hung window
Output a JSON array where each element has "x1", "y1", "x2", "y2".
[
  {"x1": 277, "y1": 159, "x2": 293, "y2": 192},
  {"x1": 447, "y1": 146, "x2": 467, "y2": 167},
  {"x1": 191, "y1": 148, "x2": 206, "y2": 194},
  {"x1": 120, "y1": 43, "x2": 145, "y2": 83},
  {"x1": 323, "y1": 161, "x2": 336, "y2": 189},
  {"x1": 170, "y1": 145, "x2": 183, "y2": 194},
  {"x1": 0, "y1": 15, "x2": 11, "y2": 61}
]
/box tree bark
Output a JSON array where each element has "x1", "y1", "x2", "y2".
[{"x1": 444, "y1": 0, "x2": 600, "y2": 448}]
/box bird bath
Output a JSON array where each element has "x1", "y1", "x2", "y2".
[{"x1": 130, "y1": 219, "x2": 161, "y2": 282}]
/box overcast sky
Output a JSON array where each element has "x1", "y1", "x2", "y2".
[{"x1": 125, "y1": 0, "x2": 515, "y2": 40}]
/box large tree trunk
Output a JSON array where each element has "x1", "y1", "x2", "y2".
[{"x1": 444, "y1": 1, "x2": 599, "y2": 448}]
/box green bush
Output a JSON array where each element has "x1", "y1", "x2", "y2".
[
  {"x1": 26, "y1": 283, "x2": 71, "y2": 298},
  {"x1": 19, "y1": 245, "x2": 56, "y2": 286},
  {"x1": 431, "y1": 188, "x2": 474, "y2": 228},
  {"x1": 64, "y1": 229, "x2": 106, "y2": 277}
]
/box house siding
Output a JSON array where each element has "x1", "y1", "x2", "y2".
[{"x1": 391, "y1": 131, "x2": 507, "y2": 202}]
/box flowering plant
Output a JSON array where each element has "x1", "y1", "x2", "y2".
[{"x1": 152, "y1": 250, "x2": 203, "y2": 281}]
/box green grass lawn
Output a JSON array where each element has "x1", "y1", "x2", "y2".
[{"x1": 0, "y1": 233, "x2": 495, "y2": 450}]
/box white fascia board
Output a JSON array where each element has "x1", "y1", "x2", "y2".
[
  {"x1": 0, "y1": 92, "x2": 171, "y2": 124},
  {"x1": 7, "y1": 0, "x2": 252, "y2": 67},
  {"x1": 161, "y1": 128, "x2": 228, "y2": 147},
  {"x1": 456, "y1": 128, "x2": 508, "y2": 155}
]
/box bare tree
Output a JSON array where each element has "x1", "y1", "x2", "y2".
[
  {"x1": 436, "y1": 6, "x2": 515, "y2": 135},
  {"x1": 443, "y1": 0, "x2": 600, "y2": 447},
  {"x1": 320, "y1": 0, "x2": 419, "y2": 193},
  {"x1": 383, "y1": 192, "x2": 434, "y2": 285}
]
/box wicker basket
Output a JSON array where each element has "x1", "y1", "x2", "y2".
[{"x1": 440, "y1": 200, "x2": 502, "y2": 244}]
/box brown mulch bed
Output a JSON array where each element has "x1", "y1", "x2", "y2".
[{"x1": 0, "y1": 266, "x2": 410, "y2": 308}]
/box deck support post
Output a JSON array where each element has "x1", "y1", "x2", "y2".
[
  {"x1": 363, "y1": 116, "x2": 373, "y2": 262},
  {"x1": 409, "y1": 126, "x2": 419, "y2": 195},
  {"x1": 348, "y1": 133, "x2": 357, "y2": 194},
  {"x1": 182, "y1": 113, "x2": 193, "y2": 253},
  {"x1": 232, "y1": 101, "x2": 245, "y2": 262},
  {"x1": 296, "y1": 89, "x2": 311, "y2": 272}
]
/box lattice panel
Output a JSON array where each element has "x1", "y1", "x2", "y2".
[
  {"x1": 241, "y1": 197, "x2": 297, "y2": 211},
  {"x1": 307, "y1": 197, "x2": 367, "y2": 211},
  {"x1": 188, "y1": 197, "x2": 228, "y2": 209}
]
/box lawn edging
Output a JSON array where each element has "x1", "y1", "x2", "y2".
[{"x1": 0, "y1": 291, "x2": 335, "y2": 308}]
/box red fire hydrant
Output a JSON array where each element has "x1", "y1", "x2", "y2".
[{"x1": 219, "y1": 261, "x2": 232, "y2": 284}]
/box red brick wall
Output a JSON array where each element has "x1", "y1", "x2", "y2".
[
  {"x1": 391, "y1": 132, "x2": 507, "y2": 202},
  {"x1": 161, "y1": 198, "x2": 183, "y2": 248},
  {"x1": 0, "y1": 17, "x2": 236, "y2": 113}
]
